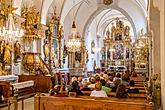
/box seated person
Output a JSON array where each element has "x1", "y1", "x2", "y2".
[
  {"x1": 80, "y1": 81, "x2": 91, "y2": 91},
  {"x1": 107, "y1": 74, "x2": 114, "y2": 88},
  {"x1": 68, "y1": 81, "x2": 83, "y2": 96},
  {"x1": 111, "y1": 78, "x2": 121, "y2": 92},
  {"x1": 127, "y1": 80, "x2": 139, "y2": 93},
  {"x1": 116, "y1": 84, "x2": 128, "y2": 98},
  {"x1": 78, "y1": 77, "x2": 83, "y2": 87},
  {"x1": 121, "y1": 76, "x2": 130, "y2": 86},
  {"x1": 100, "y1": 79, "x2": 111, "y2": 92},
  {"x1": 113, "y1": 73, "x2": 122, "y2": 82},
  {"x1": 90, "y1": 82, "x2": 108, "y2": 97},
  {"x1": 49, "y1": 85, "x2": 68, "y2": 97},
  {"x1": 88, "y1": 77, "x2": 96, "y2": 89}
]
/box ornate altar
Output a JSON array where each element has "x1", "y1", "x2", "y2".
[
  {"x1": 101, "y1": 18, "x2": 132, "y2": 72},
  {"x1": 45, "y1": 14, "x2": 64, "y2": 69},
  {"x1": 133, "y1": 31, "x2": 148, "y2": 73},
  {"x1": 67, "y1": 36, "x2": 87, "y2": 69},
  {"x1": 66, "y1": 21, "x2": 88, "y2": 76},
  {"x1": 0, "y1": 0, "x2": 23, "y2": 75}
]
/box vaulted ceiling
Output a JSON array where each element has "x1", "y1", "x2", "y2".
[{"x1": 13, "y1": 0, "x2": 148, "y2": 38}]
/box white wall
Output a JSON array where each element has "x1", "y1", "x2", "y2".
[{"x1": 85, "y1": 20, "x2": 102, "y2": 71}]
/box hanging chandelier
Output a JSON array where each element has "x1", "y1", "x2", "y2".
[
  {"x1": 0, "y1": 1, "x2": 24, "y2": 42},
  {"x1": 66, "y1": 21, "x2": 81, "y2": 52}
]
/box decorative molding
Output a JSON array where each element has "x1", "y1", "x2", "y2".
[{"x1": 103, "y1": 0, "x2": 113, "y2": 5}]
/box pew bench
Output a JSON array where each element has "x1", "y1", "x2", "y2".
[
  {"x1": 35, "y1": 95, "x2": 153, "y2": 110},
  {"x1": 81, "y1": 91, "x2": 147, "y2": 98}
]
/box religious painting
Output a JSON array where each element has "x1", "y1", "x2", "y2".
[
  {"x1": 113, "y1": 44, "x2": 124, "y2": 59},
  {"x1": 52, "y1": 25, "x2": 58, "y2": 60}
]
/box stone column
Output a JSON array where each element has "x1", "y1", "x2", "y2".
[{"x1": 150, "y1": 0, "x2": 161, "y2": 74}]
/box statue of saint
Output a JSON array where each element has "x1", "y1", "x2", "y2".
[
  {"x1": 111, "y1": 23, "x2": 115, "y2": 38},
  {"x1": 0, "y1": 40, "x2": 5, "y2": 54},
  {"x1": 14, "y1": 41, "x2": 21, "y2": 62},
  {"x1": 2, "y1": 43, "x2": 12, "y2": 65},
  {"x1": 91, "y1": 40, "x2": 95, "y2": 54},
  {"x1": 124, "y1": 26, "x2": 130, "y2": 37},
  {"x1": 43, "y1": 39, "x2": 49, "y2": 61},
  {"x1": 106, "y1": 29, "x2": 110, "y2": 38}
]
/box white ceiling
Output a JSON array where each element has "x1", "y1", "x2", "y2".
[{"x1": 13, "y1": 0, "x2": 148, "y2": 38}]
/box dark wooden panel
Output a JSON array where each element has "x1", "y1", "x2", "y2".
[{"x1": 18, "y1": 75, "x2": 52, "y2": 93}]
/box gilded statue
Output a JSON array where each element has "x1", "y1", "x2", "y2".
[
  {"x1": 43, "y1": 39, "x2": 49, "y2": 61},
  {"x1": 106, "y1": 29, "x2": 110, "y2": 38},
  {"x1": 0, "y1": 40, "x2": 5, "y2": 54},
  {"x1": 21, "y1": 6, "x2": 41, "y2": 38},
  {"x1": 2, "y1": 43, "x2": 12, "y2": 65},
  {"x1": 14, "y1": 41, "x2": 21, "y2": 62}
]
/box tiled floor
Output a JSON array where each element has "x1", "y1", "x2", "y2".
[{"x1": 0, "y1": 97, "x2": 34, "y2": 110}]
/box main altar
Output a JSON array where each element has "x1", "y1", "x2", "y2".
[{"x1": 101, "y1": 18, "x2": 132, "y2": 72}]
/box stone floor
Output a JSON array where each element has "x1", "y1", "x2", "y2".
[{"x1": 0, "y1": 97, "x2": 34, "y2": 110}]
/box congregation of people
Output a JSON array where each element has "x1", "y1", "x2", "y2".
[{"x1": 49, "y1": 71, "x2": 140, "y2": 98}]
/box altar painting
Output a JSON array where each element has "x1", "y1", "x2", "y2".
[{"x1": 113, "y1": 44, "x2": 124, "y2": 59}]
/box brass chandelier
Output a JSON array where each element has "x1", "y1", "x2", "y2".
[{"x1": 66, "y1": 21, "x2": 81, "y2": 52}]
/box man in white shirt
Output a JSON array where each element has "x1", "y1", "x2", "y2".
[{"x1": 90, "y1": 82, "x2": 108, "y2": 97}]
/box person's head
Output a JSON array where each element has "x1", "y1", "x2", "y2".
[
  {"x1": 71, "y1": 77, "x2": 77, "y2": 82},
  {"x1": 95, "y1": 82, "x2": 102, "y2": 91},
  {"x1": 71, "y1": 81, "x2": 80, "y2": 91},
  {"x1": 116, "y1": 73, "x2": 121, "y2": 78},
  {"x1": 95, "y1": 76, "x2": 100, "y2": 82},
  {"x1": 103, "y1": 74, "x2": 109, "y2": 82},
  {"x1": 78, "y1": 77, "x2": 82, "y2": 82},
  {"x1": 90, "y1": 77, "x2": 96, "y2": 84},
  {"x1": 109, "y1": 75, "x2": 113, "y2": 82},
  {"x1": 129, "y1": 80, "x2": 135, "y2": 87},
  {"x1": 82, "y1": 81, "x2": 88, "y2": 87},
  {"x1": 100, "y1": 79, "x2": 106, "y2": 86},
  {"x1": 114, "y1": 78, "x2": 121, "y2": 86},
  {"x1": 122, "y1": 75, "x2": 129, "y2": 82}
]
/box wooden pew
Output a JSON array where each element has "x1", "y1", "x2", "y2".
[
  {"x1": 35, "y1": 95, "x2": 153, "y2": 110},
  {"x1": 82, "y1": 91, "x2": 147, "y2": 98},
  {"x1": 18, "y1": 75, "x2": 52, "y2": 93}
]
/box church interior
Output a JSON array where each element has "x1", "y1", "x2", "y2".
[{"x1": 0, "y1": 0, "x2": 164, "y2": 110}]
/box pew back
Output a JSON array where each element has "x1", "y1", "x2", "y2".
[
  {"x1": 18, "y1": 75, "x2": 52, "y2": 93},
  {"x1": 35, "y1": 96, "x2": 153, "y2": 110}
]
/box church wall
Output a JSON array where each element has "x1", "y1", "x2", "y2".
[{"x1": 85, "y1": 21, "x2": 100, "y2": 71}]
